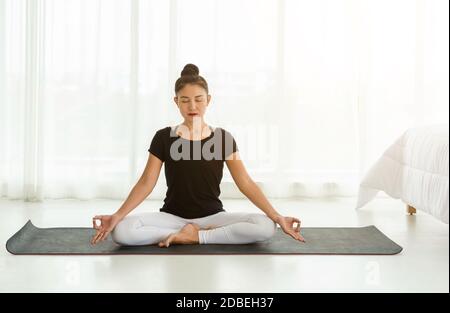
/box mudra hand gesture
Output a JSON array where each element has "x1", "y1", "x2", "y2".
[
  {"x1": 91, "y1": 214, "x2": 121, "y2": 245},
  {"x1": 275, "y1": 215, "x2": 305, "y2": 242}
]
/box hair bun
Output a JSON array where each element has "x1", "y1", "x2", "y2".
[{"x1": 181, "y1": 63, "x2": 199, "y2": 76}]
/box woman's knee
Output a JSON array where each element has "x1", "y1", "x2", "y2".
[
  {"x1": 251, "y1": 214, "x2": 276, "y2": 242},
  {"x1": 111, "y1": 217, "x2": 136, "y2": 245}
]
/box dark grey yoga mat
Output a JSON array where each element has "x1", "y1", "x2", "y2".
[{"x1": 6, "y1": 220, "x2": 402, "y2": 255}]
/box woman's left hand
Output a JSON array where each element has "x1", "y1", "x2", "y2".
[{"x1": 275, "y1": 215, "x2": 305, "y2": 242}]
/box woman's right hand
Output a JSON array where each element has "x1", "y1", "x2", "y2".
[{"x1": 91, "y1": 214, "x2": 121, "y2": 245}]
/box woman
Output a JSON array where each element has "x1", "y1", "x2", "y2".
[{"x1": 91, "y1": 64, "x2": 305, "y2": 247}]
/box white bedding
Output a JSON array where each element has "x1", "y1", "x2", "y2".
[{"x1": 356, "y1": 125, "x2": 449, "y2": 224}]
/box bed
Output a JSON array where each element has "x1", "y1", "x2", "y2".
[{"x1": 356, "y1": 124, "x2": 449, "y2": 224}]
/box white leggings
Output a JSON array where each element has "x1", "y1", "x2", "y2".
[{"x1": 111, "y1": 211, "x2": 276, "y2": 246}]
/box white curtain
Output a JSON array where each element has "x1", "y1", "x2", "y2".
[{"x1": 1, "y1": 0, "x2": 448, "y2": 201}]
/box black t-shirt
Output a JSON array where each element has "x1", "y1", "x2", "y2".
[{"x1": 148, "y1": 125, "x2": 239, "y2": 219}]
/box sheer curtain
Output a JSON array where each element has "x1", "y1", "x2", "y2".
[{"x1": 1, "y1": 0, "x2": 448, "y2": 201}]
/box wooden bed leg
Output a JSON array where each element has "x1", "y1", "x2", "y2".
[{"x1": 407, "y1": 205, "x2": 417, "y2": 215}]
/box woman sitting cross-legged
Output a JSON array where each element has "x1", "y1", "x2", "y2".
[{"x1": 91, "y1": 64, "x2": 305, "y2": 247}]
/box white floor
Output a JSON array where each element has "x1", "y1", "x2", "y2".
[{"x1": 0, "y1": 197, "x2": 448, "y2": 293}]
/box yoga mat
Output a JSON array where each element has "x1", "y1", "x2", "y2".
[{"x1": 6, "y1": 220, "x2": 403, "y2": 255}]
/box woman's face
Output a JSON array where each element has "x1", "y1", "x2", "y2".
[{"x1": 174, "y1": 84, "x2": 211, "y2": 123}]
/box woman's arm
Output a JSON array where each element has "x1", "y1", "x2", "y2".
[
  {"x1": 91, "y1": 153, "x2": 163, "y2": 244},
  {"x1": 225, "y1": 152, "x2": 305, "y2": 242},
  {"x1": 225, "y1": 152, "x2": 281, "y2": 221},
  {"x1": 113, "y1": 153, "x2": 163, "y2": 219}
]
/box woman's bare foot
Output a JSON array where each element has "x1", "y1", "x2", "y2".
[{"x1": 158, "y1": 223, "x2": 200, "y2": 248}]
